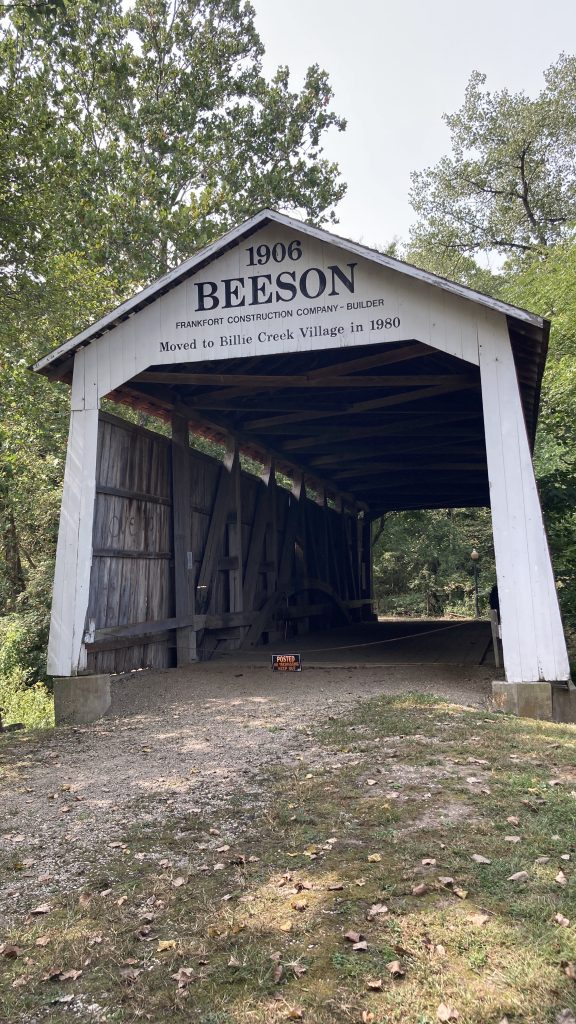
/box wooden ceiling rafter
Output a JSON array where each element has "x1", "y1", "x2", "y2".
[
  {"x1": 116, "y1": 383, "x2": 368, "y2": 513},
  {"x1": 245, "y1": 376, "x2": 479, "y2": 431}
]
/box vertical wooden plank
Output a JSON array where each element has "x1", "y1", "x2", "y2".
[
  {"x1": 171, "y1": 414, "x2": 196, "y2": 664},
  {"x1": 225, "y1": 440, "x2": 243, "y2": 648},
  {"x1": 478, "y1": 309, "x2": 570, "y2": 683}
]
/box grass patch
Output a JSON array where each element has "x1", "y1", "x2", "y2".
[{"x1": 2, "y1": 694, "x2": 576, "y2": 1022}]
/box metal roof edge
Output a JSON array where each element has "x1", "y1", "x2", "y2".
[{"x1": 33, "y1": 209, "x2": 546, "y2": 375}]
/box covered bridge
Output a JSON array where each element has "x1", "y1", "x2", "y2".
[{"x1": 33, "y1": 210, "x2": 572, "y2": 719}]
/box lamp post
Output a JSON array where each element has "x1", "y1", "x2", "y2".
[{"x1": 470, "y1": 547, "x2": 480, "y2": 617}]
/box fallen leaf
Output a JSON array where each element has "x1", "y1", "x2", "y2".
[
  {"x1": 565, "y1": 962, "x2": 576, "y2": 980},
  {"x1": 534, "y1": 856, "x2": 550, "y2": 864},
  {"x1": 471, "y1": 854, "x2": 491, "y2": 864},
  {"x1": 386, "y1": 959, "x2": 405, "y2": 978},
  {"x1": 366, "y1": 902, "x2": 388, "y2": 920},
  {"x1": 412, "y1": 883, "x2": 427, "y2": 896},
  {"x1": 291, "y1": 963, "x2": 307, "y2": 978},
  {"x1": 172, "y1": 877, "x2": 186, "y2": 888},
  {"x1": 367, "y1": 853, "x2": 382, "y2": 863},
  {"x1": 213, "y1": 862, "x2": 226, "y2": 871},
  {"x1": 287, "y1": 1009, "x2": 303, "y2": 1020},
  {"x1": 279, "y1": 920, "x2": 293, "y2": 932},
  {"x1": 507, "y1": 871, "x2": 529, "y2": 882},
  {"x1": 362, "y1": 1013, "x2": 375, "y2": 1024},
  {"x1": 366, "y1": 978, "x2": 383, "y2": 990},
  {"x1": 468, "y1": 912, "x2": 490, "y2": 926},
  {"x1": 171, "y1": 967, "x2": 194, "y2": 988},
  {"x1": 555, "y1": 913, "x2": 570, "y2": 927},
  {"x1": 556, "y1": 870, "x2": 568, "y2": 887},
  {"x1": 453, "y1": 887, "x2": 468, "y2": 899},
  {"x1": 0, "y1": 944, "x2": 23, "y2": 959},
  {"x1": 345, "y1": 930, "x2": 363, "y2": 943},
  {"x1": 556, "y1": 1011, "x2": 576, "y2": 1024},
  {"x1": 273, "y1": 963, "x2": 283, "y2": 983},
  {"x1": 437, "y1": 1003, "x2": 459, "y2": 1021},
  {"x1": 353, "y1": 940, "x2": 368, "y2": 951},
  {"x1": 216, "y1": 844, "x2": 230, "y2": 853},
  {"x1": 60, "y1": 969, "x2": 82, "y2": 981},
  {"x1": 157, "y1": 939, "x2": 177, "y2": 951},
  {"x1": 422, "y1": 857, "x2": 437, "y2": 866},
  {"x1": 120, "y1": 967, "x2": 142, "y2": 982},
  {"x1": 505, "y1": 836, "x2": 522, "y2": 843},
  {"x1": 30, "y1": 904, "x2": 51, "y2": 915},
  {"x1": 36, "y1": 936, "x2": 51, "y2": 947},
  {"x1": 292, "y1": 899, "x2": 308, "y2": 912},
  {"x1": 507, "y1": 816, "x2": 520, "y2": 825},
  {"x1": 228, "y1": 955, "x2": 241, "y2": 967}
]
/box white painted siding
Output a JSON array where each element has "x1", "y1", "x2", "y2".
[{"x1": 478, "y1": 310, "x2": 570, "y2": 683}]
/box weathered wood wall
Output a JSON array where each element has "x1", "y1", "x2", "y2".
[{"x1": 84, "y1": 412, "x2": 372, "y2": 673}]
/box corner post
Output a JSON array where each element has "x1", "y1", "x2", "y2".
[
  {"x1": 47, "y1": 348, "x2": 100, "y2": 676},
  {"x1": 478, "y1": 309, "x2": 570, "y2": 689}
]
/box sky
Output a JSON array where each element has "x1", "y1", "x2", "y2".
[{"x1": 252, "y1": 0, "x2": 576, "y2": 250}]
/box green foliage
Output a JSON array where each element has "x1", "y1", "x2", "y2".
[
  {"x1": 409, "y1": 54, "x2": 576, "y2": 263},
  {"x1": 0, "y1": 0, "x2": 348, "y2": 685},
  {"x1": 0, "y1": 667, "x2": 54, "y2": 729},
  {"x1": 0, "y1": 0, "x2": 346, "y2": 286},
  {"x1": 406, "y1": 56, "x2": 576, "y2": 634},
  {"x1": 372, "y1": 509, "x2": 495, "y2": 617},
  {"x1": 0, "y1": 617, "x2": 54, "y2": 727}
]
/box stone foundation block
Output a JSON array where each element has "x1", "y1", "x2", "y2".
[
  {"x1": 492, "y1": 680, "x2": 553, "y2": 720},
  {"x1": 54, "y1": 674, "x2": 111, "y2": 726},
  {"x1": 551, "y1": 683, "x2": 576, "y2": 724}
]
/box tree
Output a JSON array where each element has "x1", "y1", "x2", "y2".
[
  {"x1": 409, "y1": 54, "x2": 576, "y2": 264},
  {"x1": 405, "y1": 54, "x2": 576, "y2": 637},
  {"x1": 0, "y1": 0, "x2": 348, "y2": 683},
  {"x1": 0, "y1": 0, "x2": 347, "y2": 287}
]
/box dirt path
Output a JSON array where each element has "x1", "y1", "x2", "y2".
[{"x1": 0, "y1": 663, "x2": 492, "y2": 913}]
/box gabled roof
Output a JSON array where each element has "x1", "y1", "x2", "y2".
[{"x1": 33, "y1": 208, "x2": 547, "y2": 378}]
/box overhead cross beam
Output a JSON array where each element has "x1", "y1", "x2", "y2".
[{"x1": 246, "y1": 376, "x2": 479, "y2": 431}]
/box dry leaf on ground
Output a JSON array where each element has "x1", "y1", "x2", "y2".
[
  {"x1": 556, "y1": 871, "x2": 568, "y2": 886},
  {"x1": 412, "y1": 883, "x2": 427, "y2": 896},
  {"x1": 468, "y1": 912, "x2": 490, "y2": 926},
  {"x1": 366, "y1": 978, "x2": 382, "y2": 990},
  {"x1": 555, "y1": 913, "x2": 570, "y2": 927},
  {"x1": 507, "y1": 871, "x2": 529, "y2": 882},
  {"x1": 386, "y1": 960, "x2": 405, "y2": 978},
  {"x1": 171, "y1": 967, "x2": 194, "y2": 988},
  {"x1": 367, "y1": 853, "x2": 382, "y2": 863},
  {"x1": 367, "y1": 903, "x2": 388, "y2": 919},
  {"x1": 471, "y1": 854, "x2": 491, "y2": 864},
  {"x1": 437, "y1": 1004, "x2": 459, "y2": 1021}
]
